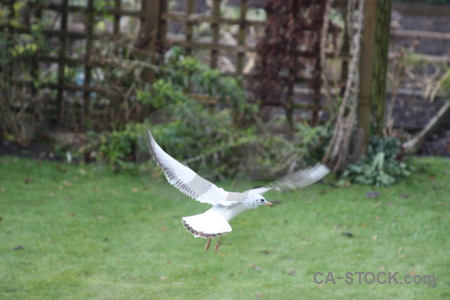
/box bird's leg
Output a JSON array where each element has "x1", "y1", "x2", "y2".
[
  {"x1": 205, "y1": 238, "x2": 211, "y2": 251},
  {"x1": 214, "y1": 237, "x2": 222, "y2": 252}
]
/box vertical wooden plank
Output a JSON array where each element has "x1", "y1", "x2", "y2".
[
  {"x1": 372, "y1": 0, "x2": 391, "y2": 134},
  {"x1": 358, "y1": 0, "x2": 376, "y2": 148},
  {"x1": 185, "y1": 0, "x2": 195, "y2": 55},
  {"x1": 113, "y1": 0, "x2": 122, "y2": 37},
  {"x1": 310, "y1": 1, "x2": 327, "y2": 126},
  {"x1": 83, "y1": 0, "x2": 94, "y2": 122},
  {"x1": 286, "y1": 84, "x2": 294, "y2": 128},
  {"x1": 5, "y1": 1, "x2": 15, "y2": 94},
  {"x1": 138, "y1": 0, "x2": 163, "y2": 53},
  {"x1": 158, "y1": 0, "x2": 168, "y2": 54},
  {"x1": 23, "y1": 1, "x2": 30, "y2": 30},
  {"x1": 138, "y1": 0, "x2": 163, "y2": 82},
  {"x1": 339, "y1": 5, "x2": 350, "y2": 98},
  {"x1": 236, "y1": 0, "x2": 248, "y2": 74},
  {"x1": 112, "y1": 0, "x2": 122, "y2": 60},
  {"x1": 210, "y1": 0, "x2": 221, "y2": 68},
  {"x1": 29, "y1": 1, "x2": 39, "y2": 94},
  {"x1": 57, "y1": 0, "x2": 69, "y2": 123}
]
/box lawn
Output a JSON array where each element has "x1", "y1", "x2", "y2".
[{"x1": 0, "y1": 156, "x2": 449, "y2": 299}]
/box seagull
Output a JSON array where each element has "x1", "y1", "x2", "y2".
[{"x1": 147, "y1": 130, "x2": 330, "y2": 251}]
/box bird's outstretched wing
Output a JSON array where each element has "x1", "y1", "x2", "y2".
[
  {"x1": 246, "y1": 164, "x2": 330, "y2": 195},
  {"x1": 147, "y1": 130, "x2": 229, "y2": 205}
]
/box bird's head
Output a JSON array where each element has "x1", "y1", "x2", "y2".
[{"x1": 249, "y1": 193, "x2": 274, "y2": 208}]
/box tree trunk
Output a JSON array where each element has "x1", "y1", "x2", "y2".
[{"x1": 358, "y1": 0, "x2": 392, "y2": 149}]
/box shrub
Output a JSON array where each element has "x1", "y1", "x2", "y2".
[
  {"x1": 78, "y1": 101, "x2": 331, "y2": 177},
  {"x1": 78, "y1": 48, "x2": 331, "y2": 176},
  {"x1": 0, "y1": 0, "x2": 51, "y2": 145},
  {"x1": 342, "y1": 137, "x2": 412, "y2": 186},
  {"x1": 136, "y1": 47, "x2": 253, "y2": 122},
  {"x1": 78, "y1": 123, "x2": 144, "y2": 172}
]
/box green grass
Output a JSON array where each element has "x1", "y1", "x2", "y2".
[{"x1": 0, "y1": 156, "x2": 449, "y2": 299}]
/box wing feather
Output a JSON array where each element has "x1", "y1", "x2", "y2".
[
  {"x1": 246, "y1": 164, "x2": 330, "y2": 195},
  {"x1": 147, "y1": 131, "x2": 228, "y2": 205}
]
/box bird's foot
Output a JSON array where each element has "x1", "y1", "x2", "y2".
[
  {"x1": 214, "y1": 237, "x2": 222, "y2": 252},
  {"x1": 205, "y1": 238, "x2": 211, "y2": 251}
]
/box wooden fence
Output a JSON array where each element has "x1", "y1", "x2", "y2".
[{"x1": 2, "y1": 0, "x2": 449, "y2": 130}]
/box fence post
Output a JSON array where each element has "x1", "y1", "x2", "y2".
[
  {"x1": 236, "y1": 0, "x2": 248, "y2": 74},
  {"x1": 57, "y1": 0, "x2": 68, "y2": 123},
  {"x1": 136, "y1": 0, "x2": 166, "y2": 82},
  {"x1": 210, "y1": 0, "x2": 221, "y2": 69},
  {"x1": 358, "y1": 0, "x2": 392, "y2": 147},
  {"x1": 83, "y1": 0, "x2": 94, "y2": 124},
  {"x1": 185, "y1": 0, "x2": 195, "y2": 56}
]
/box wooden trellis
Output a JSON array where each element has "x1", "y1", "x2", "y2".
[
  {"x1": 3, "y1": 0, "x2": 272, "y2": 129},
  {"x1": 3, "y1": 0, "x2": 448, "y2": 131}
]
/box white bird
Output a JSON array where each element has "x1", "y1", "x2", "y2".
[{"x1": 147, "y1": 130, "x2": 330, "y2": 251}]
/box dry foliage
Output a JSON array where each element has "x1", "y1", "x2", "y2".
[{"x1": 252, "y1": 0, "x2": 328, "y2": 125}]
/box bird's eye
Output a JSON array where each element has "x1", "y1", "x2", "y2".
[{"x1": 260, "y1": 199, "x2": 264, "y2": 202}]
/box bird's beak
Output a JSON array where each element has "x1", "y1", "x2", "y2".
[{"x1": 265, "y1": 202, "x2": 274, "y2": 207}]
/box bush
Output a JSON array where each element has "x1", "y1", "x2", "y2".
[
  {"x1": 0, "y1": 0, "x2": 51, "y2": 145},
  {"x1": 136, "y1": 47, "x2": 252, "y2": 122},
  {"x1": 80, "y1": 109, "x2": 330, "y2": 178},
  {"x1": 342, "y1": 137, "x2": 412, "y2": 186},
  {"x1": 78, "y1": 48, "x2": 331, "y2": 176},
  {"x1": 78, "y1": 123, "x2": 144, "y2": 172}
]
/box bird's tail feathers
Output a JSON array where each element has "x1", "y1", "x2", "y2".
[{"x1": 182, "y1": 213, "x2": 232, "y2": 238}]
